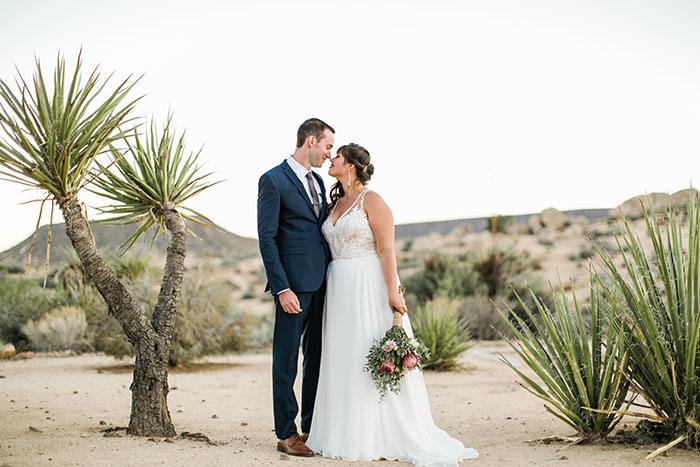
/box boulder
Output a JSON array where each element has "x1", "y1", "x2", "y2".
[
  {"x1": 537, "y1": 228, "x2": 557, "y2": 246},
  {"x1": 610, "y1": 192, "x2": 674, "y2": 220},
  {"x1": 528, "y1": 215, "x2": 542, "y2": 234},
  {"x1": 670, "y1": 188, "x2": 700, "y2": 211},
  {"x1": 1, "y1": 343, "x2": 15, "y2": 359},
  {"x1": 508, "y1": 223, "x2": 531, "y2": 235},
  {"x1": 539, "y1": 208, "x2": 569, "y2": 230}
]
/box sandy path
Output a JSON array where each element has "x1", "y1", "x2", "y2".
[{"x1": 1, "y1": 342, "x2": 698, "y2": 466}]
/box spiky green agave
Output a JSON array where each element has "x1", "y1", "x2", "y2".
[
  {"x1": 497, "y1": 278, "x2": 630, "y2": 441},
  {"x1": 595, "y1": 191, "x2": 700, "y2": 449},
  {"x1": 412, "y1": 296, "x2": 473, "y2": 371}
]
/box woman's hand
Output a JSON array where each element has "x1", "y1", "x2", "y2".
[{"x1": 389, "y1": 291, "x2": 407, "y2": 315}]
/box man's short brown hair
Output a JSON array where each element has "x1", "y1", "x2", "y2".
[{"x1": 296, "y1": 118, "x2": 335, "y2": 148}]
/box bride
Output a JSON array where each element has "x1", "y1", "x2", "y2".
[{"x1": 306, "y1": 143, "x2": 478, "y2": 465}]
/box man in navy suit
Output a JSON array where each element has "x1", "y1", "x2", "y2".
[{"x1": 257, "y1": 118, "x2": 334, "y2": 457}]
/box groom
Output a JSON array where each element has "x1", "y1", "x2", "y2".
[{"x1": 257, "y1": 118, "x2": 334, "y2": 456}]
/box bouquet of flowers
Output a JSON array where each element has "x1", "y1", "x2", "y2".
[{"x1": 364, "y1": 289, "x2": 430, "y2": 401}]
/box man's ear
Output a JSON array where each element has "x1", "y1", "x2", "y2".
[{"x1": 306, "y1": 135, "x2": 316, "y2": 148}]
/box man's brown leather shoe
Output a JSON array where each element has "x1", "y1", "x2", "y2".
[
  {"x1": 277, "y1": 433, "x2": 314, "y2": 457},
  {"x1": 299, "y1": 432, "x2": 309, "y2": 443}
]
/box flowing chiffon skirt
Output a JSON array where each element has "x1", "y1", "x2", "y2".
[{"x1": 307, "y1": 255, "x2": 478, "y2": 466}]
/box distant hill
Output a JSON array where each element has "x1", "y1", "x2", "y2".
[
  {"x1": 0, "y1": 219, "x2": 259, "y2": 269},
  {"x1": 394, "y1": 208, "x2": 610, "y2": 239},
  {"x1": 2, "y1": 208, "x2": 611, "y2": 269}
]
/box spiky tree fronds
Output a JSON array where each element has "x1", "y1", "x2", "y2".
[
  {"x1": 91, "y1": 115, "x2": 220, "y2": 251},
  {"x1": 0, "y1": 50, "x2": 140, "y2": 199}
]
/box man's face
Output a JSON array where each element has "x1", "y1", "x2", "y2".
[{"x1": 308, "y1": 129, "x2": 335, "y2": 168}]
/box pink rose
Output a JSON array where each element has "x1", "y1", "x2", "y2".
[
  {"x1": 380, "y1": 359, "x2": 396, "y2": 375},
  {"x1": 403, "y1": 354, "x2": 420, "y2": 371}
]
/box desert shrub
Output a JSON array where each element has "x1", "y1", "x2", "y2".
[
  {"x1": 83, "y1": 262, "x2": 251, "y2": 365},
  {"x1": 0, "y1": 263, "x2": 24, "y2": 275},
  {"x1": 402, "y1": 246, "x2": 549, "y2": 340},
  {"x1": 220, "y1": 309, "x2": 255, "y2": 353},
  {"x1": 243, "y1": 312, "x2": 275, "y2": 351},
  {"x1": 578, "y1": 246, "x2": 595, "y2": 259},
  {"x1": 476, "y1": 246, "x2": 536, "y2": 297},
  {"x1": 537, "y1": 236, "x2": 554, "y2": 246},
  {"x1": 506, "y1": 273, "x2": 555, "y2": 332},
  {"x1": 0, "y1": 278, "x2": 53, "y2": 350},
  {"x1": 485, "y1": 215, "x2": 514, "y2": 234},
  {"x1": 241, "y1": 289, "x2": 256, "y2": 300},
  {"x1": 168, "y1": 265, "x2": 233, "y2": 364},
  {"x1": 111, "y1": 255, "x2": 153, "y2": 280},
  {"x1": 458, "y1": 294, "x2": 513, "y2": 340},
  {"x1": 403, "y1": 254, "x2": 483, "y2": 303},
  {"x1": 412, "y1": 296, "x2": 473, "y2": 371},
  {"x1": 497, "y1": 280, "x2": 629, "y2": 441},
  {"x1": 21, "y1": 306, "x2": 88, "y2": 351}
]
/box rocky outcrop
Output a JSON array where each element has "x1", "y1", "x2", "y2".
[{"x1": 609, "y1": 189, "x2": 699, "y2": 220}]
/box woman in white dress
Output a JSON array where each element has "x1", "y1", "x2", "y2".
[{"x1": 307, "y1": 144, "x2": 478, "y2": 466}]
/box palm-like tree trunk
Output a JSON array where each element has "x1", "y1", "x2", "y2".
[{"x1": 59, "y1": 196, "x2": 186, "y2": 437}]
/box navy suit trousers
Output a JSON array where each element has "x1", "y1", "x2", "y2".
[{"x1": 272, "y1": 285, "x2": 325, "y2": 439}]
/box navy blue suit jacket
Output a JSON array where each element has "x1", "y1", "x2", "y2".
[{"x1": 257, "y1": 160, "x2": 330, "y2": 295}]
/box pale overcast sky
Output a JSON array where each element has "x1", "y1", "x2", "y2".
[{"x1": 1, "y1": 0, "x2": 699, "y2": 250}]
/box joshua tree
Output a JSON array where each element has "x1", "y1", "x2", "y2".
[{"x1": 0, "y1": 52, "x2": 216, "y2": 436}]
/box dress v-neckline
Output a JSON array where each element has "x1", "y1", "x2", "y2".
[{"x1": 330, "y1": 190, "x2": 368, "y2": 227}]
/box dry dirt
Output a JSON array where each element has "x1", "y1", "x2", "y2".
[{"x1": 2, "y1": 342, "x2": 699, "y2": 466}]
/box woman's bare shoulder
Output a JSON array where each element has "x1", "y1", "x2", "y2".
[
  {"x1": 363, "y1": 190, "x2": 391, "y2": 213},
  {"x1": 364, "y1": 190, "x2": 386, "y2": 205}
]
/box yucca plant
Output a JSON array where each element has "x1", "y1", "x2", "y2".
[
  {"x1": 92, "y1": 116, "x2": 216, "y2": 251},
  {"x1": 594, "y1": 192, "x2": 700, "y2": 451},
  {"x1": 0, "y1": 52, "x2": 217, "y2": 437},
  {"x1": 0, "y1": 51, "x2": 139, "y2": 279},
  {"x1": 497, "y1": 278, "x2": 630, "y2": 442},
  {"x1": 412, "y1": 296, "x2": 473, "y2": 371}
]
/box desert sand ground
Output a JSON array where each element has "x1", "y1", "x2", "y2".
[{"x1": 1, "y1": 342, "x2": 699, "y2": 467}]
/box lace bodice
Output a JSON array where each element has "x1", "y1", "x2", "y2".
[{"x1": 322, "y1": 190, "x2": 377, "y2": 260}]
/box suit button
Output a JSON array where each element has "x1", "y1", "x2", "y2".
[{"x1": 319, "y1": 241, "x2": 323, "y2": 245}]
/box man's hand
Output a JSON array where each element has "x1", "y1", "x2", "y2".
[{"x1": 278, "y1": 290, "x2": 302, "y2": 314}]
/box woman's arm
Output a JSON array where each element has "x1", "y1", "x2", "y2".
[{"x1": 364, "y1": 191, "x2": 407, "y2": 314}]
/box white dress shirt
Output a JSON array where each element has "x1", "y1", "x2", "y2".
[{"x1": 287, "y1": 155, "x2": 323, "y2": 205}]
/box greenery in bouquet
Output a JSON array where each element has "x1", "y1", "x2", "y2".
[{"x1": 364, "y1": 325, "x2": 431, "y2": 401}]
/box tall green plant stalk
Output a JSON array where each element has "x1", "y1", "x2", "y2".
[
  {"x1": 497, "y1": 278, "x2": 630, "y2": 442},
  {"x1": 595, "y1": 193, "x2": 700, "y2": 450},
  {"x1": 0, "y1": 52, "x2": 216, "y2": 437}
]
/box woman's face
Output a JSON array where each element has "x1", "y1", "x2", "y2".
[{"x1": 328, "y1": 151, "x2": 353, "y2": 179}]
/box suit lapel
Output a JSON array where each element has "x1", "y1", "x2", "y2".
[{"x1": 281, "y1": 160, "x2": 317, "y2": 218}]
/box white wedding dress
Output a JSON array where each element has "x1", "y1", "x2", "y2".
[{"x1": 307, "y1": 190, "x2": 478, "y2": 466}]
